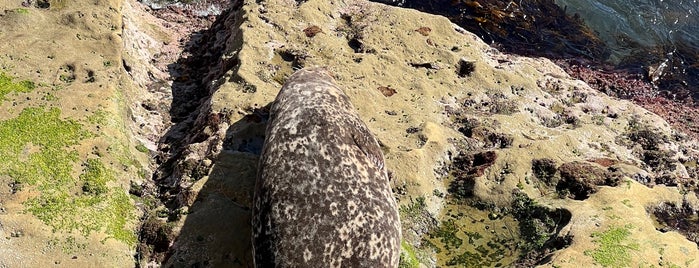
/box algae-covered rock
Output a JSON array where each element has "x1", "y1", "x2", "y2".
[
  {"x1": 138, "y1": 0, "x2": 699, "y2": 266},
  {"x1": 0, "y1": 0, "x2": 148, "y2": 266},
  {"x1": 3, "y1": 0, "x2": 699, "y2": 266}
]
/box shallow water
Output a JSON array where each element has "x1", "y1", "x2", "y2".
[
  {"x1": 376, "y1": 0, "x2": 699, "y2": 97},
  {"x1": 555, "y1": 0, "x2": 699, "y2": 93},
  {"x1": 555, "y1": 0, "x2": 699, "y2": 61}
]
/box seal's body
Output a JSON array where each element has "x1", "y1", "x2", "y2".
[{"x1": 252, "y1": 68, "x2": 401, "y2": 267}]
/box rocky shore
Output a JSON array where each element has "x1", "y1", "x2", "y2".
[{"x1": 1, "y1": 0, "x2": 699, "y2": 267}]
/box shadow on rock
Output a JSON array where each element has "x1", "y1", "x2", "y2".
[
  {"x1": 162, "y1": 109, "x2": 268, "y2": 267},
  {"x1": 135, "y1": 0, "x2": 264, "y2": 266}
]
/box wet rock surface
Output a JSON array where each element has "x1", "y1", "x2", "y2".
[{"x1": 652, "y1": 200, "x2": 699, "y2": 246}]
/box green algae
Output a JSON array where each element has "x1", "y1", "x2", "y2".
[
  {"x1": 399, "y1": 240, "x2": 420, "y2": 268},
  {"x1": 0, "y1": 108, "x2": 87, "y2": 189},
  {"x1": 585, "y1": 225, "x2": 640, "y2": 267},
  {"x1": 0, "y1": 72, "x2": 35, "y2": 100},
  {"x1": 0, "y1": 107, "x2": 136, "y2": 245},
  {"x1": 86, "y1": 109, "x2": 108, "y2": 125},
  {"x1": 418, "y1": 184, "x2": 572, "y2": 266},
  {"x1": 400, "y1": 196, "x2": 427, "y2": 220},
  {"x1": 15, "y1": 8, "x2": 30, "y2": 14},
  {"x1": 433, "y1": 219, "x2": 464, "y2": 251},
  {"x1": 425, "y1": 202, "x2": 519, "y2": 267},
  {"x1": 80, "y1": 158, "x2": 111, "y2": 195},
  {"x1": 135, "y1": 143, "x2": 149, "y2": 153},
  {"x1": 47, "y1": 236, "x2": 88, "y2": 254}
]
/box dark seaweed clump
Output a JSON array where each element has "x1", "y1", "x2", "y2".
[
  {"x1": 511, "y1": 190, "x2": 573, "y2": 266},
  {"x1": 651, "y1": 200, "x2": 699, "y2": 246},
  {"x1": 556, "y1": 161, "x2": 623, "y2": 200},
  {"x1": 531, "y1": 158, "x2": 557, "y2": 186}
]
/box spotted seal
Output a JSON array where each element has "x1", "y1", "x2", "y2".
[{"x1": 252, "y1": 67, "x2": 401, "y2": 267}]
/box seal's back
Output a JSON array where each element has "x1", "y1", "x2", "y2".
[{"x1": 252, "y1": 68, "x2": 401, "y2": 268}]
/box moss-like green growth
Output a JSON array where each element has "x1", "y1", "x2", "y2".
[
  {"x1": 400, "y1": 196, "x2": 427, "y2": 220},
  {"x1": 399, "y1": 241, "x2": 420, "y2": 268},
  {"x1": 433, "y1": 219, "x2": 463, "y2": 251},
  {"x1": 80, "y1": 158, "x2": 110, "y2": 195},
  {"x1": 86, "y1": 109, "x2": 108, "y2": 125},
  {"x1": 0, "y1": 108, "x2": 87, "y2": 187},
  {"x1": 585, "y1": 225, "x2": 639, "y2": 267},
  {"x1": 15, "y1": 8, "x2": 30, "y2": 14},
  {"x1": 47, "y1": 236, "x2": 88, "y2": 254},
  {"x1": 621, "y1": 199, "x2": 633, "y2": 208},
  {"x1": 512, "y1": 191, "x2": 556, "y2": 250},
  {"x1": 531, "y1": 158, "x2": 558, "y2": 186},
  {"x1": 0, "y1": 107, "x2": 136, "y2": 245},
  {"x1": 0, "y1": 72, "x2": 35, "y2": 100},
  {"x1": 135, "y1": 143, "x2": 149, "y2": 153}
]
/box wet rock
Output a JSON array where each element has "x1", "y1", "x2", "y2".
[
  {"x1": 511, "y1": 190, "x2": 573, "y2": 266},
  {"x1": 10, "y1": 230, "x2": 23, "y2": 238},
  {"x1": 628, "y1": 129, "x2": 667, "y2": 151},
  {"x1": 456, "y1": 117, "x2": 480, "y2": 138},
  {"x1": 632, "y1": 172, "x2": 654, "y2": 186},
  {"x1": 652, "y1": 200, "x2": 699, "y2": 246},
  {"x1": 448, "y1": 151, "x2": 498, "y2": 199},
  {"x1": 654, "y1": 173, "x2": 679, "y2": 187},
  {"x1": 485, "y1": 132, "x2": 513, "y2": 149},
  {"x1": 129, "y1": 181, "x2": 145, "y2": 197},
  {"x1": 138, "y1": 216, "x2": 174, "y2": 259},
  {"x1": 374, "y1": 0, "x2": 608, "y2": 60},
  {"x1": 642, "y1": 150, "x2": 676, "y2": 172}
]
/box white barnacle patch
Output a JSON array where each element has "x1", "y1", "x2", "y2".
[{"x1": 303, "y1": 248, "x2": 313, "y2": 262}]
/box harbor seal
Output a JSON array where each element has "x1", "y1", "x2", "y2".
[{"x1": 252, "y1": 67, "x2": 401, "y2": 267}]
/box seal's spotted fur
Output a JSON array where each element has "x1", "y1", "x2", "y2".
[{"x1": 252, "y1": 68, "x2": 401, "y2": 267}]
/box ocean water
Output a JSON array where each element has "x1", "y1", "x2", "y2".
[
  {"x1": 554, "y1": 0, "x2": 699, "y2": 64},
  {"x1": 374, "y1": 0, "x2": 699, "y2": 98},
  {"x1": 553, "y1": 0, "x2": 699, "y2": 98}
]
